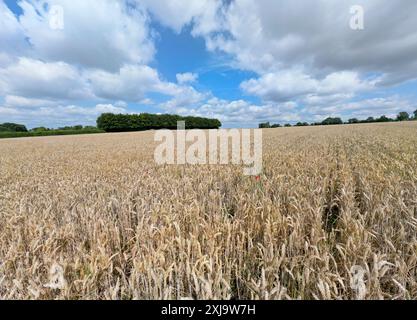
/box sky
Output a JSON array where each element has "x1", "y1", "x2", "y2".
[{"x1": 1, "y1": 0, "x2": 417, "y2": 129}]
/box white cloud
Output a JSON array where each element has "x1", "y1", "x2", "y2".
[
  {"x1": 138, "y1": 0, "x2": 222, "y2": 34},
  {"x1": 176, "y1": 72, "x2": 198, "y2": 84},
  {"x1": 157, "y1": 94, "x2": 300, "y2": 125},
  {"x1": 0, "y1": 103, "x2": 127, "y2": 128},
  {"x1": 4, "y1": 95, "x2": 57, "y2": 108},
  {"x1": 138, "y1": 98, "x2": 155, "y2": 105},
  {"x1": 306, "y1": 96, "x2": 416, "y2": 119},
  {"x1": 0, "y1": 1, "x2": 28, "y2": 56},
  {"x1": 159, "y1": 86, "x2": 207, "y2": 112},
  {"x1": 93, "y1": 103, "x2": 127, "y2": 115},
  {"x1": 18, "y1": 0, "x2": 154, "y2": 71},
  {"x1": 241, "y1": 70, "x2": 374, "y2": 103},
  {"x1": 87, "y1": 64, "x2": 191, "y2": 102},
  {"x1": 0, "y1": 106, "x2": 21, "y2": 116},
  {"x1": 0, "y1": 58, "x2": 197, "y2": 105},
  {"x1": 0, "y1": 57, "x2": 91, "y2": 100},
  {"x1": 201, "y1": 0, "x2": 417, "y2": 80}
]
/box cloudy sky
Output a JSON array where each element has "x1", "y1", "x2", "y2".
[{"x1": 1, "y1": 0, "x2": 417, "y2": 128}]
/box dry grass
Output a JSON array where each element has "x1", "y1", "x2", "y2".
[{"x1": 0, "y1": 122, "x2": 417, "y2": 300}]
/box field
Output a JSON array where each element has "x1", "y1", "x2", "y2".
[{"x1": 0, "y1": 122, "x2": 417, "y2": 300}]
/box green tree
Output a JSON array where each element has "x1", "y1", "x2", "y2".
[
  {"x1": 348, "y1": 118, "x2": 359, "y2": 124},
  {"x1": 31, "y1": 127, "x2": 50, "y2": 132},
  {"x1": 259, "y1": 122, "x2": 271, "y2": 129},
  {"x1": 97, "y1": 113, "x2": 221, "y2": 132},
  {"x1": 397, "y1": 112, "x2": 410, "y2": 121},
  {"x1": 0, "y1": 123, "x2": 28, "y2": 132},
  {"x1": 376, "y1": 115, "x2": 392, "y2": 123},
  {"x1": 322, "y1": 117, "x2": 343, "y2": 125}
]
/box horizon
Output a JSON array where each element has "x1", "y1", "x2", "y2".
[{"x1": 2, "y1": 111, "x2": 415, "y2": 131}]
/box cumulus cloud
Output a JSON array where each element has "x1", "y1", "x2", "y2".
[
  {"x1": 0, "y1": 103, "x2": 127, "y2": 128},
  {"x1": 88, "y1": 65, "x2": 166, "y2": 102},
  {"x1": 176, "y1": 72, "x2": 198, "y2": 84},
  {"x1": 137, "y1": 0, "x2": 222, "y2": 34},
  {"x1": 18, "y1": 0, "x2": 154, "y2": 71},
  {"x1": 241, "y1": 70, "x2": 374, "y2": 103},
  {"x1": 0, "y1": 58, "x2": 92, "y2": 100},
  {"x1": 0, "y1": 58, "x2": 198, "y2": 107},
  {"x1": 305, "y1": 96, "x2": 416, "y2": 119},
  {"x1": 157, "y1": 94, "x2": 300, "y2": 125},
  {"x1": 201, "y1": 0, "x2": 417, "y2": 80},
  {"x1": 0, "y1": 1, "x2": 28, "y2": 57},
  {"x1": 159, "y1": 86, "x2": 207, "y2": 112},
  {"x1": 4, "y1": 95, "x2": 58, "y2": 108}
]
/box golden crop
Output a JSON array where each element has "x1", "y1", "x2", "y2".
[{"x1": 0, "y1": 122, "x2": 416, "y2": 300}]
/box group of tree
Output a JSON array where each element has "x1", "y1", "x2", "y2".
[
  {"x1": 0, "y1": 123, "x2": 28, "y2": 132},
  {"x1": 0, "y1": 123, "x2": 104, "y2": 139},
  {"x1": 259, "y1": 110, "x2": 417, "y2": 128},
  {"x1": 97, "y1": 113, "x2": 222, "y2": 132},
  {"x1": 30, "y1": 125, "x2": 98, "y2": 132}
]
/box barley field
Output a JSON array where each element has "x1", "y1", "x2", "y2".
[{"x1": 0, "y1": 122, "x2": 417, "y2": 300}]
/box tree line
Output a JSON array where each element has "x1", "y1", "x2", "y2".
[
  {"x1": 0, "y1": 123, "x2": 28, "y2": 132},
  {"x1": 0, "y1": 123, "x2": 102, "y2": 133},
  {"x1": 96, "y1": 113, "x2": 222, "y2": 132},
  {"x1": 0, "y1": 112, "x2": 221, "y2": 139},
  {"x1": 259, "y1": 110, "x2": 417, "y2": 128},
  {"x1": 0, "y1": 123, "x2": 104, "y2": 139}
]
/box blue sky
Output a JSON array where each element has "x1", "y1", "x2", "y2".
[{"x1": 1, "y1": 0, "x2": 417, "y2": 128}]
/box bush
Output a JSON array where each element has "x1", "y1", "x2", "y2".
[
  {"x1": 397, "y1": 112, "x2": 410, "y2": 122},
  {"x1": 0, "y1": 123, "x2": 28, "y2": 132},
  {"x1": 348, "y1": 118, "x2": 359, "y2": 124},
  {"x1": 321, "y1": 117, "x2": 343, "y2": 126},
  {"x1": 0, "y1": 128, "x2": 104, "y2": 139},
  {"x1": 97, "y1": 113, "x2": 222, "y2": 132},
  {"x1": 31, "y1": 127, "x2": 50, "y2": 132},
  {"x1": 259, "y1": 122, "x2": 271, "y2": 129},
  {"x1": 375, "y1": 115, "x2": 393, "y2": 123}
]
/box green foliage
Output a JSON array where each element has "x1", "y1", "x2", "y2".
[
  {"x1": 0, "y1": 128, "x2": 104, "y2": 139},
  {"x1": 57, "y1": 125, "x2": 85, "y2": 131},
  {"x1": 397, "y1": 112, "x2": 410, "y2": 121},
  {"x1": 259, "y1": 122, "x2": 271, "y2": 129},
  {"x1": 261, "y1": 111, "x2": 410, "y2": 128},
  {"x1": 375, "y1": 115, "x2": 392, "y2": 123},
  {"x1": 96, "y1": 113, "x2": 222, "y2": 132},
  {"x1": 30, "y1": 127, "x2": 50, "y2": 132},
  {"x1": 0, "y1": 123, "x2": 28, "y2": 132},
  {"x1": 321, "y1": 117, "x2": 343, "y2": 125}
]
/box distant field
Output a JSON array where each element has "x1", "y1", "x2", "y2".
[{"x1": 0, "y1": 122, "x2": 416, "y2": 300}]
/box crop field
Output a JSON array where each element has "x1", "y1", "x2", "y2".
[{"x1": 0, "y1": 122, "x2": 417, "y2": 300}]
